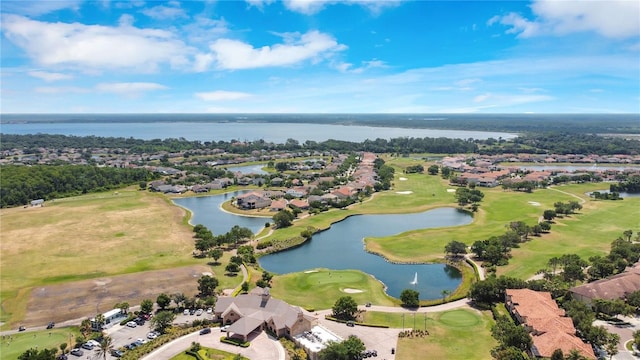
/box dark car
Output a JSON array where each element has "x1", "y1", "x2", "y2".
[
  {"x1": 47, "y1": 322, "x2": 55, "y2": 329},
  {"x1": 70, "y1": 348, "x2": 84, "y2": 357},
  {"x1": 111, "y1": 349, "x2": 124, "y2": 358},
  {"x1": 346, "y1": 321, "x2": 355, "y2": 327},
  {"x1": 18, "y1": 325, "x2": 26, "y2": 331},
  {"x1": 56, "y1": 355, "x2": 68, "y2": 360},
  {"x1": 199, "y1": 327, "x2": 211, "y2": 335},
  {"x1": 134, "y1": 317, "x2": 145, "y2": 325}
]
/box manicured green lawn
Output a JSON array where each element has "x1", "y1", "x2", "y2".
[
  {"x1": 363, "y1": 308, "x2": 496, "y2": 360},
  {"x1": 0, "y1": 327, "x2": 80, "y2": 360},
  {"x1": 269, "y1": 269, "x2": 398, "y2": 310},
  {"x1": 170, "y1": 346, "x2": 248, "y2": 360}
]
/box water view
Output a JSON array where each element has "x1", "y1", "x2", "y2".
[
  {"x1": 224, "y1": 164, "x2": 269, "y2": 175},
  {"x1": 0, "y1": 121, "x2": 517, "y2": 143},
  {"x1": 174, "y1": 191, "x2": 473, "y2": 300}
]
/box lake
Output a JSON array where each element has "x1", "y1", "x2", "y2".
[
  {"x1": 173, "y1": 192, "x2": 473, "y2": 300},
  {"x1": 0, "y1": 121, "x2": 517, "y2": 143}
]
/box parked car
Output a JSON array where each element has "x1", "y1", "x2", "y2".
[
  {"x1": 199, "y1": 327, "x2": 211, "y2": 335},
  {"x1": 111, "y1": 349, "x2": 124, "y2": 358},
  {"x1": 346, "y1": 321, "x2": 355, "y2": 327},
  {"x1": 134, "y1": 317, "x2": 145, "y2": 325},
  {"x1": 206, "y1": 308, "x2": 212, "y2": 314},
  {"x1": 125, "y1": 321, "x2": 137, "y2": 328},
  {"x1": 46, "y1": 322, "x2": 55, "y2": 329},
  {"x1": 18, "y1": 326, "x2": 26, "y2": 331},
  {"x1": 56, "y1": 355, "x2": 68, "y2": 360},
  {"x1": 220, "y1": 325, "x2": 230, "y2": 332},
  {"x1": 147, "y1": 331, "x2": 158, "y2": 339},
  {"x1": 70, "y1": 348, "x2": 83, "y2": 357},
  {"x1": 189, "y1": 309, "x2": 196, "y2": 315},
  {"x1": 81, "y1": 342, "x2": 94, "y2": 350},
  {"x1": 183, "y1": 309, "x2": 190, "y2": 315},
  {"x1": 196, "y1": 309, "x2": 203, "y2": 316}
]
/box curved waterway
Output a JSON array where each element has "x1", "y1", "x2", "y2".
[{"x1": 173, "y1": 192, "x2": 473, "y2": 300}]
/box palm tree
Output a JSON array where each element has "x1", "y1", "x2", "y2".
[
  {"x1": 441, "y1": 290, "x2": 451, "y2": 303},
  {"x1": 96, "y1": 335, "x2": 114, "y2": 360},
  {"x1": 80, "y1": 319, "x2": 92, "y2": 337}
]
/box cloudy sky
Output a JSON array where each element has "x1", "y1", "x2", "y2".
[{"x1": 1, "y1": 0, "x2": 639, "y2": 113}]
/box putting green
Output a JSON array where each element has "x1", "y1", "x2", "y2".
[{"x1": 437, "y1": 309, "x2": 481, "y2": 327}]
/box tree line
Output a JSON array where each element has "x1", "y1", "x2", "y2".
[
  {"x1": 0, "y1": 165, "x2": 158, "y2": 208},
  {"x1": 5, "y1": 132, "x2": 638, "y2": 156}
]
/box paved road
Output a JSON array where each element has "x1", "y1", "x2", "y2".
[{"x1": 141, "y1": 327, "x2": 285, "y2": 360}]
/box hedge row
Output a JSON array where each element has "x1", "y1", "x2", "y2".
[{"x1": 220, "y1": 336, "x2": 250, "y2": 347}]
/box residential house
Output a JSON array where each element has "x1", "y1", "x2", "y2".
[
  {"x1": 270, "y1": 199, "x2": 287, "y2": 212},
  {"x1": 505, "y1": 289, "x2": 595, "y2": 359},
  {"x1": 214, "y1": 287, "x2": 317, "y2": 341},
  {"x1": 236, "y1": 192, "x2": 272, "y2": 210},
  {"x1": 288, "y1": 199, "x2": 310, "y2": 210},
  {"x1": 570, "y1": 265, "x2": 640, "y2": 305}
]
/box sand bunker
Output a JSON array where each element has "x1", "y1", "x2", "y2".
[
  {"x1": 342, "y1": 288, "x2": 364, "y2": 294},
  {"x1": 396, "y1": 191, "x2": 413, "y2": 194},
  {"x1": 304, "y1": 270, "x2": 318, "y2": 274},
  {"x1": 447, "y1": 189, "x2": 456, "y2": 193},
  {"x1": 528, "y1": 201, "x2": 541, "y2": 206},
  {"x1": 399, "y1": 177, "x2": 408, "y2": 181}
]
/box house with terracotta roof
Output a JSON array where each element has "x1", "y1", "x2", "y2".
[
  {"x1": 570, "y1": 265, "x2": 640, "y2": 305},
  {"x1": 505, "y1": 289, "x2": 596, "y2": 359},
  {"x1": 214, "y1": 287, "x2": 317, "y2": 341}
]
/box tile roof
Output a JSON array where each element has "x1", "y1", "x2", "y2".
[{"x1": 570, "y1": 269, "x2": 640, "y2": 300}]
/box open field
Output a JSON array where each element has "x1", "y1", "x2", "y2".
[
  {"x1": 0, "y1": 188, "x2": 199, "y2": 328},
  {"x1": 24, "y1": 265, "x2": 210, "y2": 327},
  {"x1": 362, "y1": 308, "x2": 496, "y2": 360},
  {"x1": 269, "y1": 269, "x2": 398, "y2": 310},
  {"x1": 0, "y1": 327, "x2": 80, "y2": 360}
]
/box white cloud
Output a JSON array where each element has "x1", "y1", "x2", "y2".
[
  {"x1": 333, "y1": 59, "x2": 386, "y2": 73},
  {"x1": 1, "y1": 1, "x2": 81, "y2": 16},
  {"x1": 1, "y1": 14, "x2": 193, "y2": 72},
  {"x1": 141, "y1": 4, "x2": 188, "y2": 20},
  {"x1": 96, "y1": 82, "x2": 168, "y2": 94},
  {"x1": 28, "y1": 70, "x2": 73, "y2": 82},
  {"x1": 490, "y1": 0, "x2": 640, "y2": 38},
  {"x1": 207, "y1": 31, "x2": 346, "y2": 70},
  {"x1": 195, "y1": 90, "x2": 252, "y2": 101},
  {"x1": 282, "y1": 0, "x2": 402, "y2": 15}
]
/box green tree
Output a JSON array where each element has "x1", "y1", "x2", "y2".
[
  {"x1": 427, "y1": 165, "x2": 439, "y2": 175},
  {"x1": 59, "y1": 343, "x2": 68, "y2": 355},
  {"x1": 332, "y1": 296, "x2": 358, "y2": 320},
  {"x1": 208, "y1": 248, "x2": 224, "y2": 264},
  {"x1": 491, "y1": 315, "x2": 532, "y2": 351},
  {"x1": 273, "y1": 210, "x2": 295, "y2": 228},
  {"x1": 150, "y1": 310, "x2": 176, "y2": 334},
  {"x1": 141, "y1": 299, "x2": 154, "y2": 314},
  {"x1": 400, "y1": 289, "x2": 420, "y2": 308},
  {"x1": 17, "y1": 348, "x2": 57, "y2": 360},
  {"x1": 543, "y1": 209, "x2": 557, "y2": 221},
  {"x1": 241, "y1": 282, "x2": 249, "y2": 293},
  {"x1": 318, "y1": 335, "x2": 365, "y2": 360},
  {"x1": 156, "y1": 293, "x2": 171, "y2": 310},
  {"x1": 444, "y1": 240, "x2": 467, "y2": 260},
  {"x1": 198, "y1": 275, "x2": 219, "y2": 297},
  {"x1": 96, "y1": 336, "x2": 114, "y2": 360},
  {"x1": 226, "y1": 262, "x2": 240, "y2": 274},
  {"x1": 114, "y1": 301, "x2": 129, "y2": 315},
  {"x1": 94, "y1": 313, "x2": 105, "y2": 330},
  {"x1": 171, "y1": 293, "x2": 187, "y2": 309},
  {"x1": 550, "y1": 348, "x2": 564, "y2": 360},
  {"x1": 80, "y1": 318, "x2": 92, "y2": 336},
  {"x1": 605, "y1": 333, "x2": 620, "y2": 360}
]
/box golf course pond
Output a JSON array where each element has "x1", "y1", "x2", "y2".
[{"x1": 174, "y1": 191, "x2": 474, "y2": 300}]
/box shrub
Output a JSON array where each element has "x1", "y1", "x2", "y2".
[{"x1": 220, "y1": 337, "x2": 250, "y2": 348}]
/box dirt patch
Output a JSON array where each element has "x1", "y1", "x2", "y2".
[{"x1": 24, "y1": 265, "x2": 210, "y2": 326}]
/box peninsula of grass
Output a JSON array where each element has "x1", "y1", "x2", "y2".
[
  {"x1": 362, "y1": 308, "x2": 496, "y2": 360},
  {"x1": 0, "y1": 327, "x2": 80, "y2": 360},
  {"x1": 268, "y1": 269, "x2": 398, "y2": 310}
]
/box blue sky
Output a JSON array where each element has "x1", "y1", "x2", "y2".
[{"x1": 1, "y1": 0, "x2": 639, "y2": 114}]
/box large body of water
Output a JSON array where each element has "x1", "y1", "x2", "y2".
[
  {"x1": 173, "y1": 192, "x2": 473, "y2": 300},
  {"x1": 0, "y1": 121, "x2": 516, "y2": 143}
]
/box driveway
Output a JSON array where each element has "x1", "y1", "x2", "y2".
[{"x1": 141, "y1": 327, "x2": 285, "y2": 360}]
